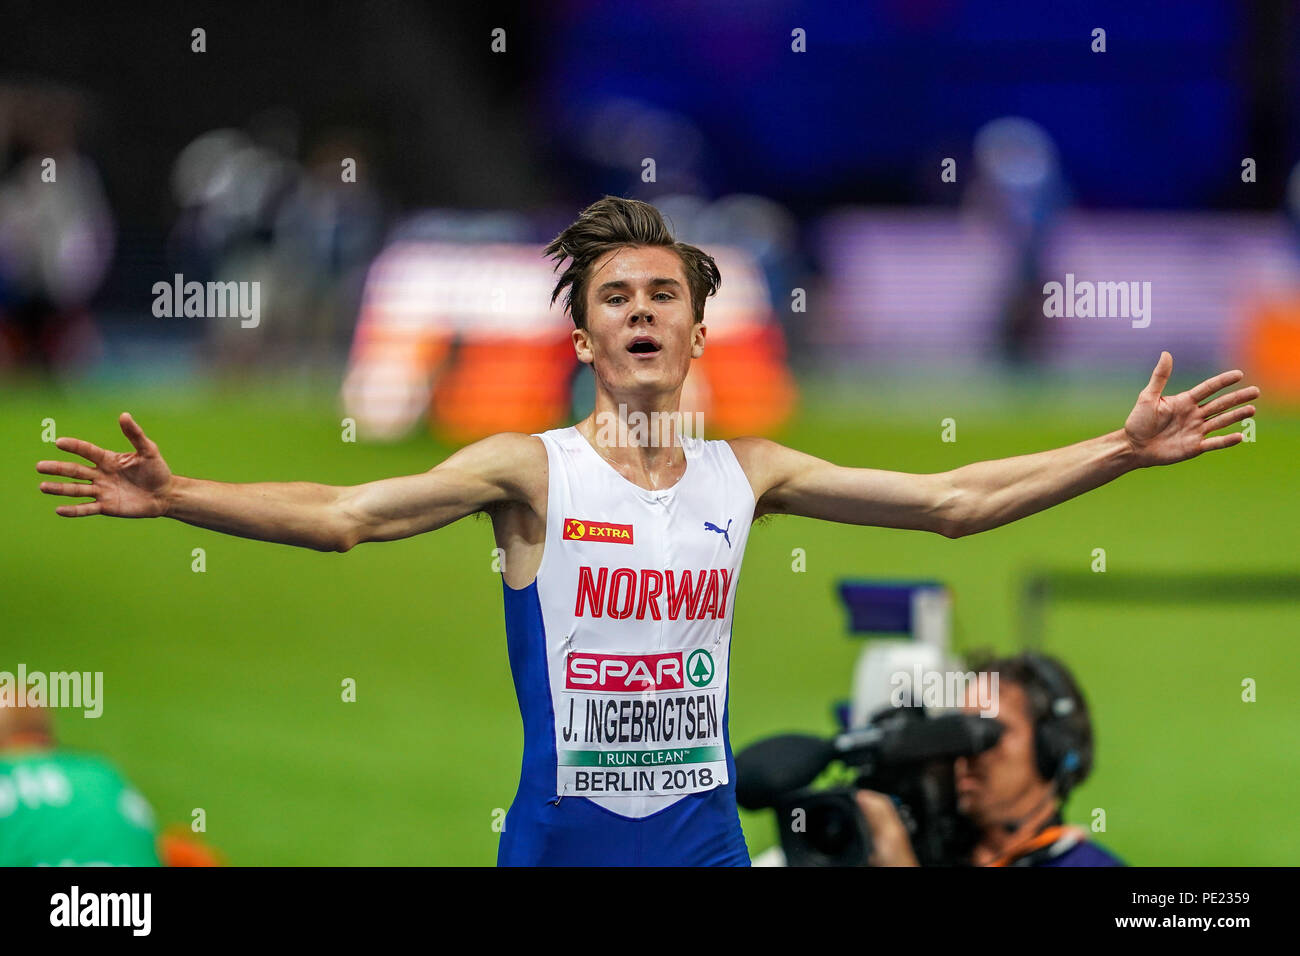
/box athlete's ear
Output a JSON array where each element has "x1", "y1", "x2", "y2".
[
  {"x1": 572, "y1": 326, "x2": 594, "y2": 365},
  {"x1": 690, "y1": 322, "x2": 706, "y2": 359}
]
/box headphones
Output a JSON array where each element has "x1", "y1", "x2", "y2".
[{"x1": 1020, "y1": 653, "x2": 1088, "y2": 798}]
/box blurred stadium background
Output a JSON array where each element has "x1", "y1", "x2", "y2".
[{"x1": 2, "y1": 1, "x2": 1297, "y2": 864}]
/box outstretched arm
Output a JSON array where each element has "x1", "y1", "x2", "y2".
[
  {"x1": 731, "y1": 352, "x2": 1258, "y2": 539},
  {"x1": 37, "y1": 413, "x2": 542, "y2": 552}
]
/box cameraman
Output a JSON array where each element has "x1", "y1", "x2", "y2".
[{"x1": 857, "y1": 652, "x2": 1125, "y2": 866}]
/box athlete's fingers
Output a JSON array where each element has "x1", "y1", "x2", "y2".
[
  {"x1": 37, "y1": 460, "x2": 97, "y2": 481},
  {"x1": 119, "y1": 412, "x2": 155, "y2": 455},
  {"x1": 1142, "y1": 351, "x2": 1173, "y2": 396},
  {"x1": 39, "y1": 481, "x2": 97, "y2": 498},
  {"x1": 53, "y1": 436, "x2": 109, "y2": 466},
  {"x1": 1203, "y1": 405, "x2": 1255, "y2": 433},
  {"x1": 1188, "y1": 368, "x2": 1244, "y2": 403},
  {"x1": 55, "y1": 501, "x2": 102, "y2": 517},
  {"x1": 1198, "y1": 385, "x2": 1260, "y2": 420},
  {"x1": 1201, "y1": 432, "x2": 1244, "y2": 453}
]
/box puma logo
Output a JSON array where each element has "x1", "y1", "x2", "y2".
[{"x1": 703, "y1": 518, "x2": 732, "y2": 548}]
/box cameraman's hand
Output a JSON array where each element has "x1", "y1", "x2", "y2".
[{"x1": 855, "y1": 791, "x2": 920, "y2": 867}]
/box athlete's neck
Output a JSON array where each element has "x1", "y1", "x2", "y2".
[{"x1": 576, "y1": 398, "x2": 689, "y2": 490}]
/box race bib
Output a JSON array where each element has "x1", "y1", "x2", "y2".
[{"x1": 554, "y1": 646, "x2": 728, "y2": 799}]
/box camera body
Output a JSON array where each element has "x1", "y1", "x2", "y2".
[{"x1": 764, "y1": 706, "x2": 987, "y2": 867}]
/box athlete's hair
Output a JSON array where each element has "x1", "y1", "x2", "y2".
[{"x1": 545, "y1": 196, "x2": 721, "y2": 330}]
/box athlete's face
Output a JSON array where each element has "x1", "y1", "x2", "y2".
[
  {"x1": 574, "y1": 245, "x2": 705, "y2": 397},
  {"x1": 954, "y1": 681, "x2": 1050, "y2": 827}
]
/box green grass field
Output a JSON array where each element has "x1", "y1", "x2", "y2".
[{"x1": 4, "y1": 373, "x2": 1297, "y2": 865}]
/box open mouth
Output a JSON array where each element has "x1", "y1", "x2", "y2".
[{"x1": 627, "y1": 337, "x2": 662, "y2": 354}]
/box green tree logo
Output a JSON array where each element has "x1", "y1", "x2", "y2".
[{"x1": 686, "y1": 649, "x2": 715, "y2": 688}]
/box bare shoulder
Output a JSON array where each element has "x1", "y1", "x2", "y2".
[
  {"x1": 724, "y1": 436, "x2": 773, "y2": 482},
  {"x1": 725, "y1": 436, "x2": 799, "y2": 516},
  {"x1": 725, "y1": 436, "x2": 835, "y2": 518},
  {"x1": 440, "y1": 431, "x2": 548, "y2": 509},
  {"x1": 462, "y1": 430, "x2": 547, "y2": 464},
  {"x1": 724, "y1": 436, "x2": 812, "y2": 477}
]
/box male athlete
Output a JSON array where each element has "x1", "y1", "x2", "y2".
[{"x1": 37, "y1": 197, "x2": 1259, "y2": 866}]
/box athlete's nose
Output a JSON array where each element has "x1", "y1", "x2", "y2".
[
  {"x1": 629, "y1": 303, "x2": 655, "y2": 324},
  {"x1": 628, "y1": 289, "x2": 658, "y2": 324}
]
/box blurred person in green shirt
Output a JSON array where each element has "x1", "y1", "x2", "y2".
[{"x1": 0, "y1": 700, "x2": 159, "y2": 867}]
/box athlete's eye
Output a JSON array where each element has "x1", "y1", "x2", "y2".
[
  {"x1": 654, "y1": 292, "x2": 673, "y2": 300},
  {"x1": 607, "y1": 295, "x2": 626, "y2": 305}
]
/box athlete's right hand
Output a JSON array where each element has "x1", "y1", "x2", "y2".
[{"x1": 37, "y1": 413, "x2": 174, "y2": 518}]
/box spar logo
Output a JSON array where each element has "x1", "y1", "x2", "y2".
[
  {"x1": 686, "y1": 649, "x2": 714, "y2": 688},
  {"x1": 565, "y1": 649, "x2": 716, "y2": 692},
  {"x1": 566, "y1": 651, "x2": 683, "y2": 692},
  {"x1": 564, "y1": 518, "x2": 634, "y2": 545}
]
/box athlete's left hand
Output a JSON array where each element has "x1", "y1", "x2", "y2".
[{"x1": 1123, "y1": 352, "x2": 1259, "y2": 467}]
